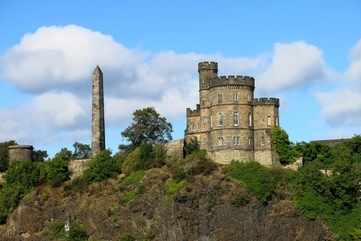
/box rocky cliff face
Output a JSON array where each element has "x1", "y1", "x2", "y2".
[{"x1": 0, "y1": 167, "x2": 333, "y2": 241}]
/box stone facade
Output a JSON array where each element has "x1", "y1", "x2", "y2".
[
  {"x1": 8, "y1": 145, "x2": 33, "y2": 165},
  {"x1": 91, "y1": 66, "x2": 106, "y2": 156},
  {"x1": 185, "y1": 62, "x2": 280, "y2": 166},
  {"x1": 165, "y1": 139, "x2": 184, "y2": 160}
]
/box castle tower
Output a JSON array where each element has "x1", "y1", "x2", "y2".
[
  {"x1": 91, "y1": 65, "x2": 105, "y2": 156},
  {"x1": 185, "y1": 61, "x2": 280, "y2": 166}
]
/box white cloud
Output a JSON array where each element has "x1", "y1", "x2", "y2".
[
  {"x1": 315, "y1": 88, "x2": 361, "y2": 126},
  {"x1": 0, "y1": 91, "x2": 88, "y2": 145},
  {"x1": 346, "y1": 39, "x2": 361, "y2": 82},
  {"x1": 257, "y1": 41, "x2": 333, "y2": 92}
]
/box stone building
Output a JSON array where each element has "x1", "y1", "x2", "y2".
[{"x1": 185, "y1": 61, "x2": 280, "y2": 166}]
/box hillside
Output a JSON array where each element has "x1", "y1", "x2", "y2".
[{"x1": 0, "y1": 165, "x2": 333, "y2": 241}]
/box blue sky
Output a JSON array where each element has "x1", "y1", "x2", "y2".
[{"x1": 0, "y1": 1, "x2": 360, "y2": 155}]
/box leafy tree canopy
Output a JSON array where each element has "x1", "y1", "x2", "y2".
[
  {"x1": 72, "y1": 142, "x2": 91, "y2": 160},
  {"x1": 121, "y1": 107, "x2": 172, "y2": 149}
]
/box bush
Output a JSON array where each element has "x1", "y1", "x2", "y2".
[
  {"x1": 84, "y1": 150, "x2": 119, "y2": 183},
  {"x1": 45, "y1": 157, "x2": 70, "y2": 187},
  {"x1": 271, "y1": 127, "x2": 298, "y2": 165},
  {"x1": 0, "y1": 140, "x2": 17, "y2": 172},
  {"x1": 5, "y1": 160, "x2": 43, "y2": 190},
  {"x1": 184, "y1": 137, "x2": 200, "y2": 156},
  {"x1": 0, "y1": 184, "x2": 26, "y2": 223},
  {"x1": 121, "y1": 144, "x2": 166, "y2": 175},
  {"x1": 225, "y1": 161, "x2": 287, "y2": 203}
]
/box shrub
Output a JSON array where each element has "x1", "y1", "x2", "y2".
[
  {"x1": 225, "y1": 161, "x2": 286, "y2": 203},
  {"x1": 120, "y1": 170, "x2": 145, "y2": 188},
  {"x1": 184, "y1": 137, "x2": 200, "y2": 156},
  {"x1": 121, "y1": 144, "x2": 166, "y2": 175},
  {"x1": 84, "y1": 150, "x2": 119, "y2": 183},
  {"x1": 45, "y1": 157, "x2": 70, "y2": 187},
  {"x1": 5, "y1": 160, "x2": 43, "y2": 190},
  {"x1": 0, "y1": 140, "x2": 17, "y2": 172},
  {"x1": 0, "y1": 184, "x2": 26, "y2": 223}
]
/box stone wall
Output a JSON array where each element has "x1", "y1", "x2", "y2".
[
  {"x1": 165, "y1": 139, "x2": 184, "y2": 160},
  {"x1": 69, "y1": 159, "x2": 90, "y2": 179}
]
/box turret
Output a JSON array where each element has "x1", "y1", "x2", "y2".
[{"x1": 198, "y1": 61, "x2": 218, "y2": 90}]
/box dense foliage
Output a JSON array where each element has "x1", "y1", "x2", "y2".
[
  {"x1": 184, "y1": 137, "x2": 200, "y2": 156},
  {"x1": 0, "y1": 148, "x2": 72, "y2": 223},
  {"x1": 121, "y1": 107, "x2": 172, "y2": 149},
  {"x1": 227, "y1": 135, "x2": 361, "y2": 241},
  {"x1": 271, "y1": 127, "x2": 300, "y2": 165},
  {"x1": 121, "y1": 144, "x2": 166, "y2": 175},
  {"x1": 32, "y1": 149, "x2": 49, "y2": 162},
  {"x1": 0, "y1": 140, "x2": 17, "y2": 171},
  {"x1": 83, "y1": 150, "x2": 120, "y2": 183}
]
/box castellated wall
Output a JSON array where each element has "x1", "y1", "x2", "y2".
[{"x1": 185, "y1": 61, "x2": 280, "y2": 166}]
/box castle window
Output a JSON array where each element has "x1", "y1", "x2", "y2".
[
  {"x1": 248, "y1": 113, "x2": 252, "y2": 127},
  {"x1": 248, "y1": 137, "x2": 252, "y2": 146},
  {"x1": 276, "y1": 116, "x2": 279, "y2": 126},
  {"x1": 217, "y1": 136, "x2": 224, "y2": 145},
  {"x1": 217, "y1": 93, "x2": 223, "y2": 104},
  {"x1": 233, "y1": 136, "x2": 240, "y2": 145},
  {"x1": 218, "y1": 112, "x2": 224, "y2": 126},
  {"x1": 210, "y1": 115, "x2": 213, "y2": 128},
  {"x1": 233, "y1": 112, "x2": 239, "y2": 126},
  {"x1": 267, "y1": 115, "x2": 272, "y2": 127},
  {"x1": 233, "y1": 92, "x2": 239, "y2": 102}
]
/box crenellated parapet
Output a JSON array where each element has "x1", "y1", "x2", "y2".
[
  {"x1": 208, "y1": 75, "x2": 255, "y2": 89},
  {"x1": 186, "y1": 104, "x2": 200, "y2": 117},
  {"x1": 252, "y1": 97, "x2": 280, "y2": 106}
]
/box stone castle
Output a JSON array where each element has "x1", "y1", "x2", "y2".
[
  {"x1": 184, "y1": 62, "x2": 280, "y2": 166},
  {"x1": 7, "y1": 63, "x2": 280, "y2": 167}
]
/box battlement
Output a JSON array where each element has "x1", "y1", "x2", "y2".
[
  {"x1": 253, "y1": 97, "x2": 280, "y2": 106},
  {"x1": 186, "y1": 104, "x2": 200, "y2": 117},
  {"x1": 209, "y1": 75, "x2": 255, "y2": 88},
  {"x1": 198, "y1": 61, "x2": 218, "y2": 71}
]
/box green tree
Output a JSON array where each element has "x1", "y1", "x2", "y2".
[
  {"x1": 121, "y1": 107, "x2": 172, "y2": 148},
  {"x1": 32, "y1": 149, "x2": 48, "y2": 162},
  {"x1": 0, "y1": 140, "x2": 17, "y2": 172},
  {"x1": 72, "y1": 142, "x2": 91, "y2": 160},
  {"x1": 271, "y1": 127, "x2": 296, "y2": 165},
  {"x1": 54, "y1": 148, "x2": 73, "y2": 161}
]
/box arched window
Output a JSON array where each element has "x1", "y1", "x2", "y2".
[
  {"x1": 218, "y1": 112, "x2": 224, "y2": 126},
  {"x1": 248, "y1": 113, "x2": 252, "y2": 127},
  {"x1": 248, "y1": 137, "x2": 252, "y2": 146},
  {"x1": 233, "y1": 112, "x2": 240, "y2": 126}
]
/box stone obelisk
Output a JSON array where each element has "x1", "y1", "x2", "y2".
[{"x1": 91, "y1": 65, "x2": 105, "y2": 156}]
